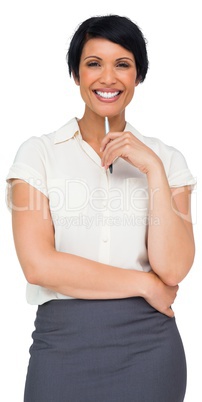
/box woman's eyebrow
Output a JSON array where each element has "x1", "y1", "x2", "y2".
[
  {"x1": 116, "y1": 57, "x2": 135, "y2": 63},
  {"x1": 83, "y1": 55, "x2": 102, "y2": 60}
]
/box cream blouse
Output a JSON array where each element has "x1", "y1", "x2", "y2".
[{"x1": 6, "y1": 118, "x2": 196, "y2": 305}]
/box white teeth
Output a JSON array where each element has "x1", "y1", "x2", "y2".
[{"x1": 95, "y1": 91, "x2": 120, "y2": 99}]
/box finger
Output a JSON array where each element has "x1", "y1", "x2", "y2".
[
  {"x1": 102, "y1": 156, "x2": 119, "y2": 170},
  {"x1": 101, "y1": 133, "x2": 133, "y2": 165},
  {"x1": 164, "y1": 308, "x2": 175, "y2": 318},
  {"x1": 100, "y1": 132, "x2": 123, "y2": 152},
  {"x1": 173, "y1": 285, "x2": 179, "y2": 300},
  {"x1": 101, "y1": 138, "x2": 127, "y2": 168}
]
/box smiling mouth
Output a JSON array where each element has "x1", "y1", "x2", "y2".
[{"x1": 93, "y1": 90, "x2": 122, "y2": 99}]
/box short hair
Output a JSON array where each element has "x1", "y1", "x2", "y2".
[{"x1": 67, "y1": 15, "x2": 149, "y2": 83}]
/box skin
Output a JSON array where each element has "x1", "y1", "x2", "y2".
[{"x1": 10, "y1": 38, "x2": 195, "y2": 317}]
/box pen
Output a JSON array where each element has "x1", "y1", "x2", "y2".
[{"x1": 104, "y1": 117, "x2": 113, "y2": 174}]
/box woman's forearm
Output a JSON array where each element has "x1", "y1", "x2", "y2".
[
  {"x1": 26, "y1": 248, "x2": 178, "y2": 317},
  {"x1": 147, "y1": 160, "x2": 195, "y2": 285},
  {"x1": 27, "y1": 247, "x2": 148, "y2": 300}
]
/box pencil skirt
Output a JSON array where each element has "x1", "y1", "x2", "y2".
[{"x1": 24, "y1": 297, "x2": 187, "y2": 402}]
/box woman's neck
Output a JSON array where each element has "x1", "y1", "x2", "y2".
[{"x1": 78, "y1": 112, "x2": 126, "y2": 144}]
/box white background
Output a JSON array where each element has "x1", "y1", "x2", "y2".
[{"x1": 0, "y1": 0, "x2": 201, "y2": 401}]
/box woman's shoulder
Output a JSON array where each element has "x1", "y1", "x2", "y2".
[
  {"x1": 126, "y1": 121, "x2": 181, "y2": 157},
  {"x1": 126, "y1": 120, "x2": 187, "y2": 160},
  {"x1": 15, "y1": 117, "x2": 78, "y2": 155},
  {"x1": 126, "y1": 121, "x2": 196, "y2": 187}
]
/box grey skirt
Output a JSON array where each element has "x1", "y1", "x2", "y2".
[{"x1": 24, "y1": 297, "x2": 187, "y2": 402}]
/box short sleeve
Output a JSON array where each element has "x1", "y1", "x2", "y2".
[
  {"x1": 131, "y1": 126, "x2": 196, "y2": 191},
  {"x1": 167, "y1": 148, "x2": 196, "y2": 189},
  {"x1": 6, "y1": 136, "x2": 48, "y2": 209}
]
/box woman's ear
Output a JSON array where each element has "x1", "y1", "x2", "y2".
[
  {"x1": 135, "y1": 78, "x2": 140, "y2": 87},
  {"x1": 73, "y1": 72, "x2": 80, "y2": 86}
]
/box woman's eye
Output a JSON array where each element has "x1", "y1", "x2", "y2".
[
  {"x1": 87, "y1": 61, "x2": 100, "y2": 67},
  {"x1": 117, "y1": 62, "x2": 130, "y2": 68}
]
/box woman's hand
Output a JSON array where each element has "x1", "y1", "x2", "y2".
[
  {"x1": 143, "y1": 271, "x2": 179, "y2": 317},
  {"x1": 100, "y1": 130, "x2": 161, "y2": 174}
]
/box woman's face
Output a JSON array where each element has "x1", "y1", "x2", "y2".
[{"x1": 74, "y1": 38, "x2": 139, "y2": 119}]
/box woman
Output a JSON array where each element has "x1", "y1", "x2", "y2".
[{"x1": 7, "y1": 15, "x2": 196, "y2": 402}]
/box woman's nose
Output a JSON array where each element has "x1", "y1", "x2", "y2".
[{"x1": 99, "y1": 66, "x2": 117, "y2": 85}]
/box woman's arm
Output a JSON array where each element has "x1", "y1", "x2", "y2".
[
  {"x1": 147, "y1": 162, "x2": 195, "y2": 286},
  {"x1": 101, "y1": 131, "x2": 195, "y2": 286},
  {"x1": 10, "y1": 179, "x2": 178, "y2": 317}
]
